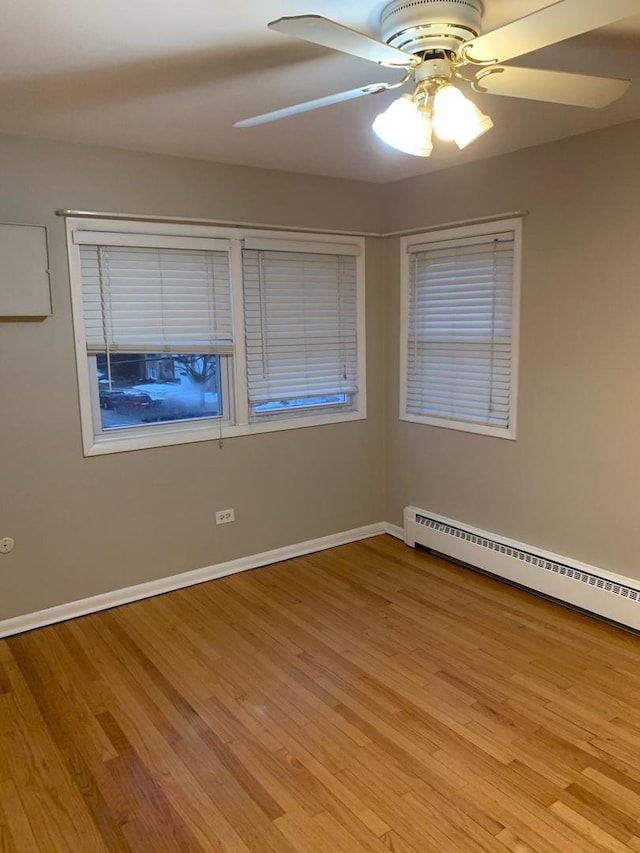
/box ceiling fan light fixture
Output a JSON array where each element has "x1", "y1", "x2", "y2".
[
  {"x1": 372, "y1": 95, "x2": 433, "y2": 157},
  {"x1": 242, "y1": 6, "x2": 635, "y2": 161}
]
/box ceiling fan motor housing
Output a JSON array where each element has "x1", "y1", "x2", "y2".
[{"x1": 380, "y1": 0, "x2": 482, "y2": 56}]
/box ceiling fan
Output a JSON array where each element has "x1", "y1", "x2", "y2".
[{"x1": 234, "y1": 0, "x2": 636, "y2": 157}]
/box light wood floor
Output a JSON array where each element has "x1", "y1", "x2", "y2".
[{"x1": 2, "y1": 535, "x2": 640, "y2": 852}]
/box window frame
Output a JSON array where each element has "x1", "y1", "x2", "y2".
[
  {"x1": 66, "y1": 217, "x2": 367, "y2": 456},
  {"x1": 399, "y1": 217, "x2": 522, "y2": 440}
]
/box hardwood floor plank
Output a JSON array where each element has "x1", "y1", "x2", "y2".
[
  {"x1": 378, "y1": 829, "x2": 422, "y2": 853},
  {"x1": 464, "y1": 779, "x2": 607, "y2": 853},
  {"x1": 170, "y1": 736, "x2": 295, "y2": 853},
  {"x1": 1, "y1": 534, "x2": 640, "y2": 851},
  {"x1": 581, "y1": 765, "x2": 640, "y2": 815},
  {"x1": 103, "y1": 616, "x2": 288, "y2": 825},
  {"x1": 95, "y1": 711, "x2": 206, "y2": 853},
  {"x1": 401, "y1": 788, "x2": 505, "y2": 853},
  {"x1": 2, "y1": 638, "x2": 119, "y2": 852},
  {"x1": 559, "y1": 782, "x2": 640, "y2": 842},
  {"x1": 0, "y1": 779, "x2": 39, "y2": 853},
  {"x1": 549, "y1": 800, "x2": 631, "y2": 853},
  {"x1": 495, "y1": 826, "x2": 539, "y2": 852}
]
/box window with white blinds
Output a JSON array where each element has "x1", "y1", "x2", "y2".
[
  {"x1": 77, "y1": 236, "x2": 232, "y2": 355},
  {"x1": 67, "y1": 218, "x2": 366, "y2": 455},
  {"x1": 242, "y1": 241, "x2": 360, "y2": 419},
  {"x1": 401, "y1": 219, "x2": 521, "y2": 438}
]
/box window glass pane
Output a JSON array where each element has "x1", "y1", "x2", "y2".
[
  {"x1": 96, "y1": 353, "x2": 221, "y2": 431},
  {"x1": 253, "y1": 393, "x2": 348, "y2": 415}
]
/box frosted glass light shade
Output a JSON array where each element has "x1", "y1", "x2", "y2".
[
  {"x1": 372, "y1": 95, "x2": 433, "y2": 157},
  {"x1": 453, "y1": 101, "x2": 494, "y2": 149},
  {"x1": 433, "y1": 84, "x2": 493, "y2": 149},
  {"x1": 432, "y1": 85, "x2": 468, "y2": 141}
]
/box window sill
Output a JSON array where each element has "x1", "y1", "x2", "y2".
[
  {"x1": 399, "y1": 412, "x2": 516, "y2": 440},
  {"x1": 83, "y1": 409, "x2": 367, "y2": 455}
]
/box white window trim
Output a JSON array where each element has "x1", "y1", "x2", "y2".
[
  {"x1": 66, "y1": 217, "x2": 367, "y2": 456},
  {"x1": 399, "y1": 217, "x2": 522, "y2": 440}
]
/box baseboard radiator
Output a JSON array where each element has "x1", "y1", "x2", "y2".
[{"x1": 404, "y1": 506, "x2": 640, "y2": 631}]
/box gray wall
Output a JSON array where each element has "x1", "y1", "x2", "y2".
[
  {"x1": 3, "y1": 118, "x2": 640, "y2": 623},
  {"x1": 384, "y1": 119, "x2": 640, "y2": 580},
  {"x1": 0, "y1": 134, "x2": 387, "y2": 620}
]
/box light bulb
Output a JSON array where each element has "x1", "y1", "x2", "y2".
[{"x1": 372, "y1": 95, "x2": 433, "y2": 157}]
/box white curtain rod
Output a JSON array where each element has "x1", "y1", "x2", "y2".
[
  {"x1": 55, "y1": 209, "x2": 377, "y2": 238},
  {"x1": 381, "y1": 210, "x2": 529, "y2": 238},
  {"x1": 56, "y1": 209, "x2": 529, "y2": 239}
]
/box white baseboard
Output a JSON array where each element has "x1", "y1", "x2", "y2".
[
  {"x1": 10, "y1": 511, "x2": 630, "y2": 639},
  {"x1": 0, "y1": 522, "x2": 387, "y2": 638},
  {"x1": 382, "y1": 522, "x2": 404, "y2": 540}
]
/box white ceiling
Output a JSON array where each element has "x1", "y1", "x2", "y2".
[{"x1": 2, "y1": 0, "x2": 640, "y2": 183}]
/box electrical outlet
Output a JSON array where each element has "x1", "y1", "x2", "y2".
[
  {"x1": 0, "y1": 537, "x2": 15, "y2": 553},
  {"x1": 216, "y1": 509, "x2": 235, "y2": 525}
]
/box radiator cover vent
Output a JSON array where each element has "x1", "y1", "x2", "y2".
[
  {"x1": 404, "y1": 507, "x2": 640, "y2": 630},
  {"x1": 416, "y1": 514, "x2": 639, "y2": 602}
]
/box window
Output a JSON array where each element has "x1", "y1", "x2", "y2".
[
  {"x1": 400, "y1": 218, "x2": 521, "y2": 439},
  {"x1": 242, "y1": 238, "x2": 360, "y2": 421},
  {"x1": 67, "y1": 218, "x2": 366, "y2": 455},
  {"x1": 79, "y1": 237, "x2": 232, "y2": 434}
]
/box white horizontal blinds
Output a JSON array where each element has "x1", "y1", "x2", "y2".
[
  {"x1": 406, "y1": 230, "x2": 514, "y2": 427},
  {"x1": 242, "y1": 248, "x2": 358, "y2": 411},
  {"x1": 80, "y1": 243, "x2": 232, "y2": 354}
]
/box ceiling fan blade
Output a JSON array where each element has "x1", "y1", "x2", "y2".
[
  {"x1": 234, "y1": 83, "x2": 388, "y2": 128},
  {"x1": 477, "y1": 66, "x2": 630, "y2": 108},
  {"x1": 269, "y1": 15, "x2": 417, "y2": 68},
  {"x1": 462, "y1": 0, "x2": 639, "y2": 64}
]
